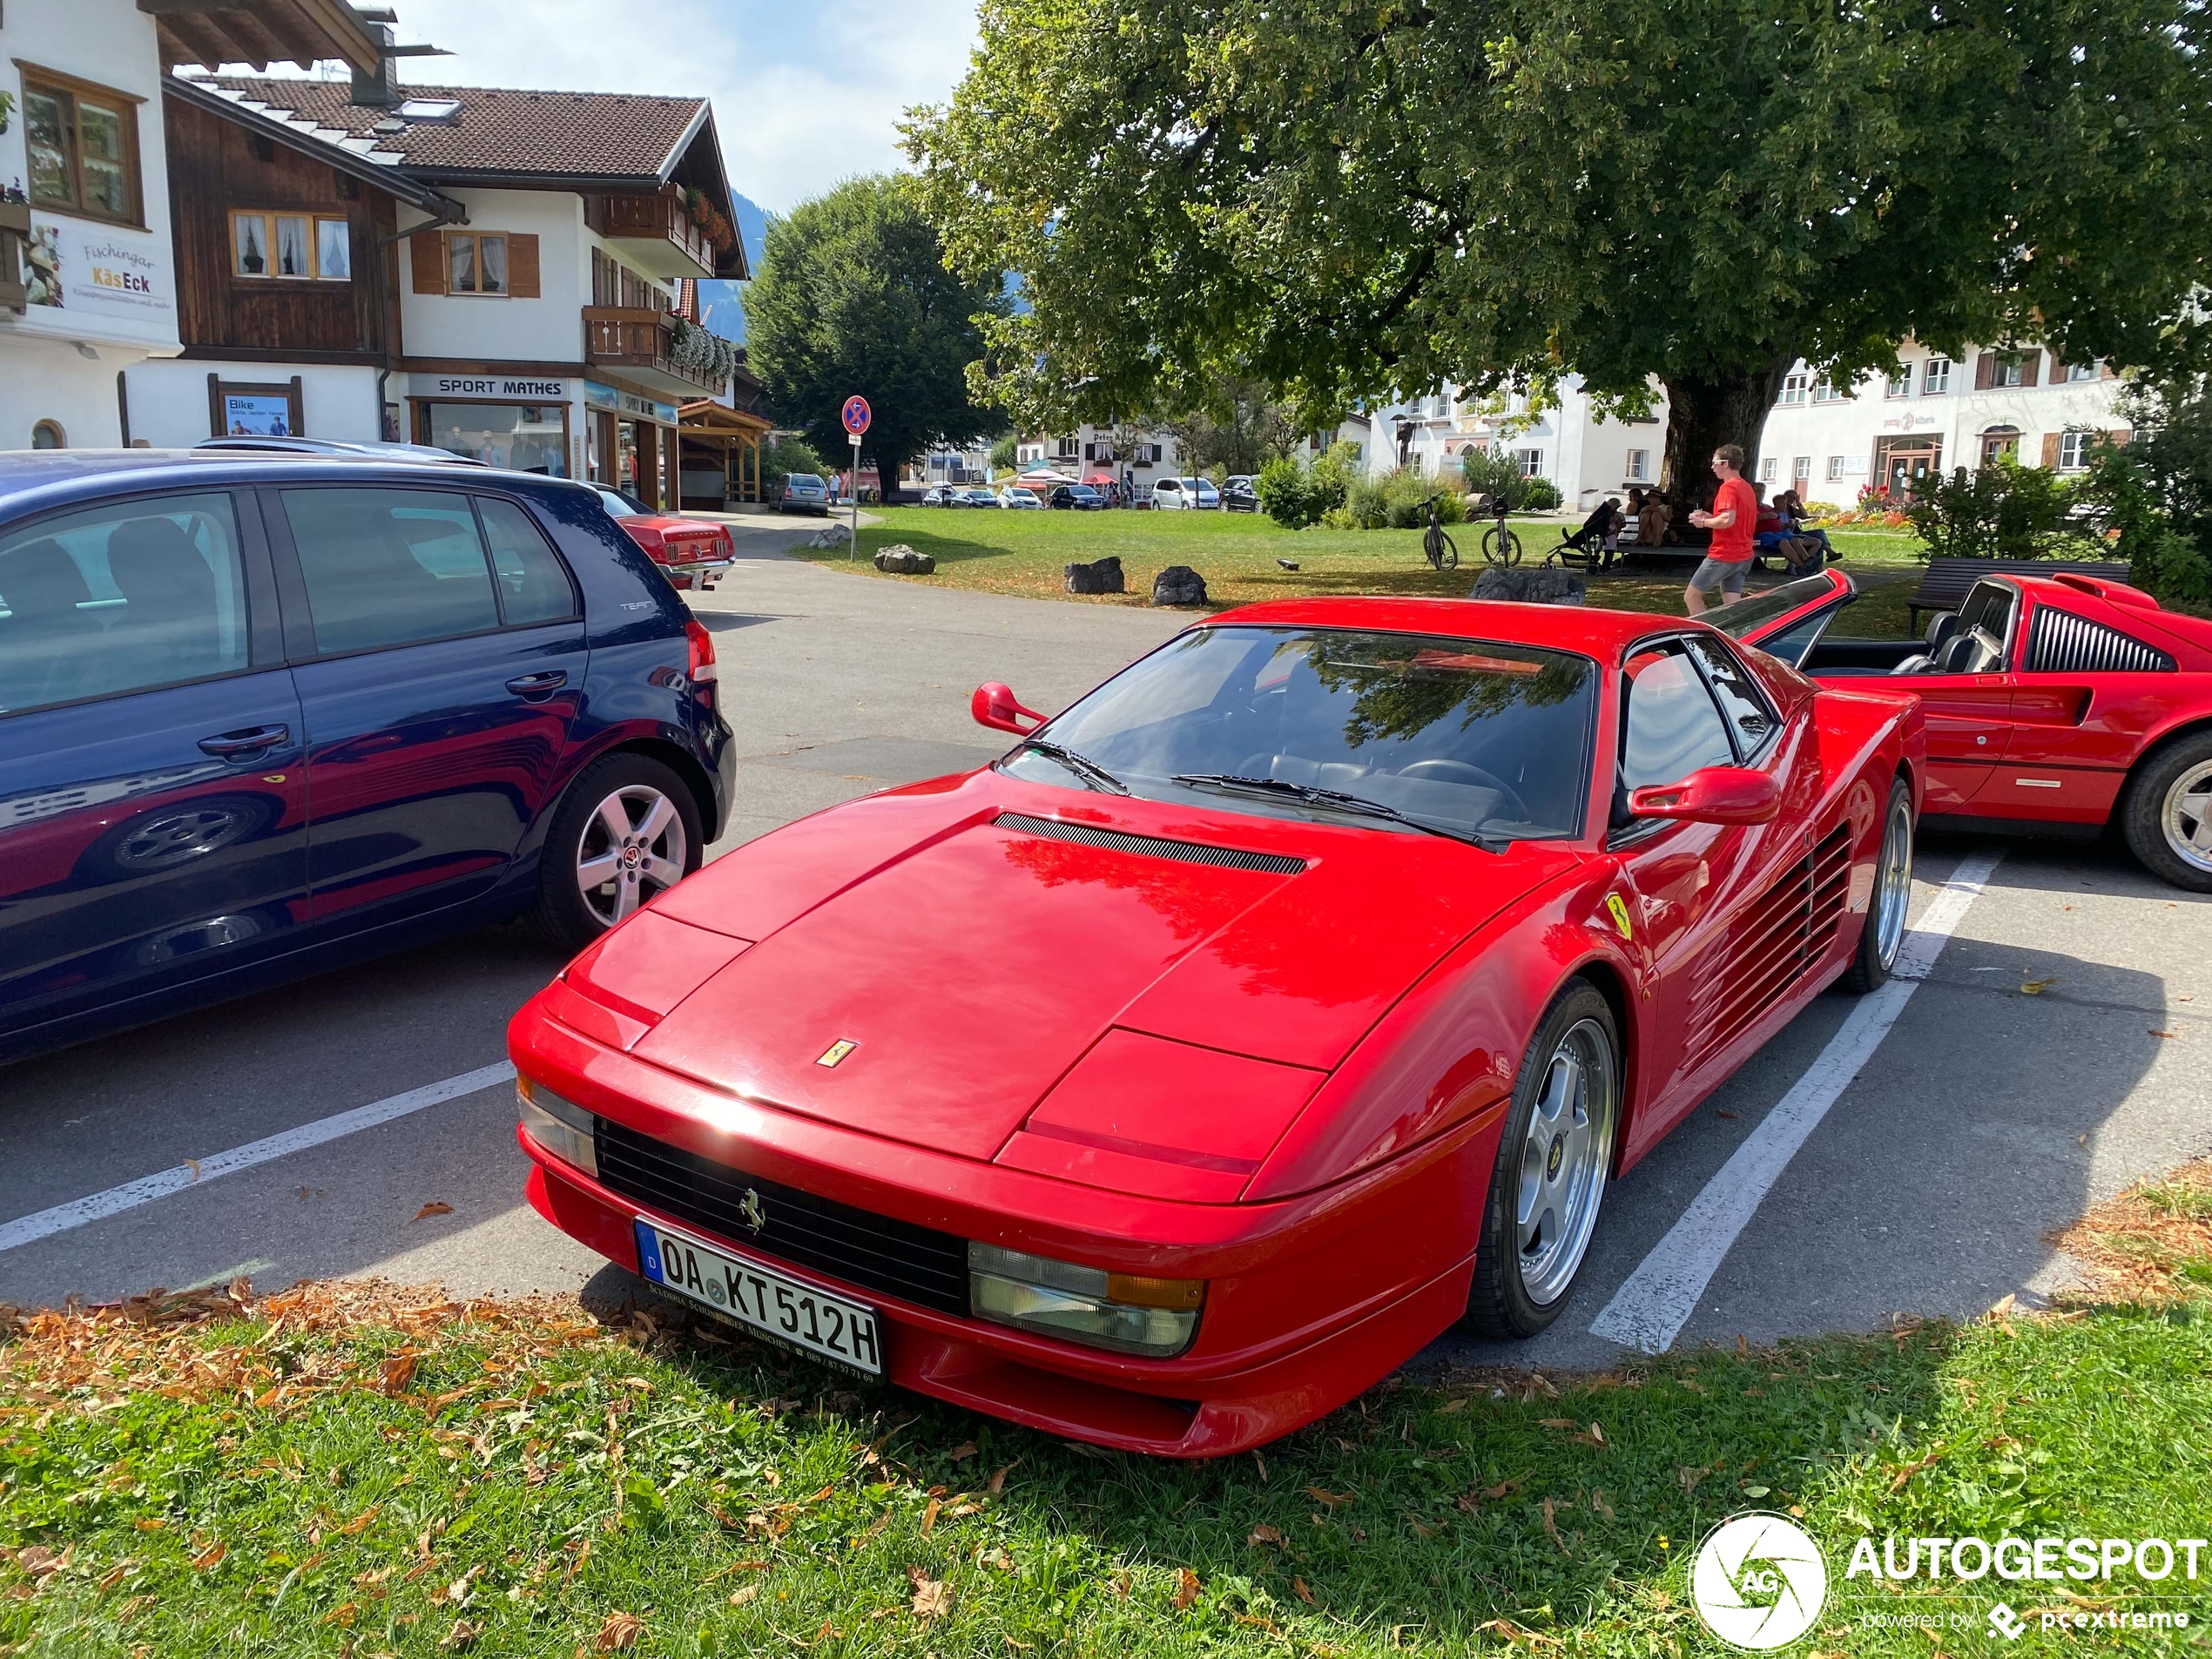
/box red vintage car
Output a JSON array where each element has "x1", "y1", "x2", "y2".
[
  {"x1": 509, "y1": 597, "x2": 1924, "y2": 1454},
  {"x1": 1728, "y1": 569, "x2": 2212, "y2": 891},
  {"x1": 592, "y1": 487, "x2": 733, "y2": 592}
]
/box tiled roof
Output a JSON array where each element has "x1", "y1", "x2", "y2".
[{"x1": 205, "y1": 77, "x2": 709, "y2": 183}]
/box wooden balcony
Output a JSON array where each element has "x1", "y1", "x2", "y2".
[
  {"x1": 583, "y1": 306, "x2": 722, "y2": 399},
  {"x1": 584, "y1": 188, "x2": 717, "y2": 280}
]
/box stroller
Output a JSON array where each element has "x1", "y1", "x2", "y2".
[{"x1": 1548, "y1": 499, "x2": 1622, "y2": 571}]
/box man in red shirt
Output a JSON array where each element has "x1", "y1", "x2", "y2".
[{"x1": 1683, "y1": 443, "x2": 1758, "y2": 617}]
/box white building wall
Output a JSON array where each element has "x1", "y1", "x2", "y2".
[
  {"x1": 0, "y1": 0, "x2": 183, "y2": 448},
  {"x1": 121, "y1": 359, "x2": 384, "y2": 448},
  {"x1": 396, "y1": 189, "x2": 596, "y2": 364}
]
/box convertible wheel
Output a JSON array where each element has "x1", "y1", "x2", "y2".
[
  {"x1": 2121, "y1": 732, "x2": 2212, "y2": 894},
  {"x1": 1465, "y1": 981, "x2": 1621, "y2": 1339},
  {"x1": 1843, "y1": 777, "x2": 1914, "y2": 992},
  {"x1": 531, "y1": 753, "x2": 705, "y2": 953}
]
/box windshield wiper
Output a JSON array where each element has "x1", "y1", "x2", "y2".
[
  {"x1": 1170, "y1": 772, "x2": 1506, "y2": 853},
  {"x1": 1011, "y1": 738, "x2": 1130, "y2": 795}
]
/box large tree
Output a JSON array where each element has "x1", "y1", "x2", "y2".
[
  {"x1": 907, "y1": 0, "x2": 2211, "y2": 504},
  {"x1": 745, "y1": 175, "x2": 1006, "y2": 495}
]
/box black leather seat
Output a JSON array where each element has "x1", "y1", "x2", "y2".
[
  {"x1": 106, "y1": 516, "x2": 226, "y2": 685},
  {"x1": 0, "y1": 539, "x2": 104, "y2": 711}
]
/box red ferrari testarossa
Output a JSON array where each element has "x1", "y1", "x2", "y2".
[{"x1": 509, "y1": 597, "x2": 1925, "y2": 1454}]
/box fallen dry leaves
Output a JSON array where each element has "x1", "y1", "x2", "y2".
[
  {"x1": 2047, "y1": 1157, "x2": 2212, "y2": 1305},
  {"x1": 907, "y1": 1564, "x2": 952, "y2": 1619},
  {"x1": 1172, "y1": 1568, "x2": 1202, "y2": 1611},
  {"x1": 411, "y1": 1202, "x2": 455, "y2": 1223},
  {"x1": 595, "y1": 1610, "x2": 645, "y2": 1650}
]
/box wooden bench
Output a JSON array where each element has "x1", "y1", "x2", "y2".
[{"x1": 1905, "y1": 556, "x2": 2134, "y2": 634}]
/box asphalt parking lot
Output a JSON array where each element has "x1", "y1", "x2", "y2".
[{"x1": 3, "y1": 526, "x2": 2207, "y2": 1381}]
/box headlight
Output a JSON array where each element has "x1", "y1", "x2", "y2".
[
  {"x1": 517, "y1": 1077, "x2": 597, "y2": 1177},
  {"x1": 968, "y1": 1242, "x2": 1203, "y2": 1358}
]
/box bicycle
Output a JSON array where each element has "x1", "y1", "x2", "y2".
[
  {"x1": 1420, "y1": 495, "x2": 1460, "y2": 570},
  {"x1": 1477, "y1": 495, "x2": 1522, "y2": 566}
]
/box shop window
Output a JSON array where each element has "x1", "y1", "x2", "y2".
[
  {"x1": 448, "y1": 232, "x2": 509, "y2": 295},
  {"x1": 30, "y1": 421, "x2": 66, "y2": 450},
  {"x1": 231, "y1": 211, "x2": 352, "y2": 280},
  {"x1": 422, "y1": 403, "x2": 569, "y2": 475},
  {"x1": 1921, "y1": 358, "x2": 1952, "y2": 395},
  {"x1": 21, "y1": 71, "x2": 141, "y2": 225}
]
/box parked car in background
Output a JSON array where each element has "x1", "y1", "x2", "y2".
[
  {"x1": 510, "y1": 595, "x2": 1922, "y2": 1453},
  {"x1": 998, "y1": 487, "x2": 1044, "y2": 510},
  {"x1": 196, "y1": 436, "x2": 491, "y2": 468},
  {"x1": 779, "y1": 474, "x2": 831, "y2": 515},
  {"x1": 1221, "y1": 475, "x2": 1258, "y2": 513},
  {"x1": 1730, "y1": 568, "x2": 2212, "y2": 891},
  {"x1": 0, "y1": 451, "x2": 734, "y2": 1066},
  {"x1": 921, "y1": 485, "x2": 955, "y2": 507},
  {"x1": 1153, "y1": 476, "x2": 1221, "y2": 511},
  {"x1": 592, "y1": 487, "x2": 734, "y2": 592},
  {"x1": 1048, "y1": 484, "x2": 1104, "y2": 510},
  {"x1": 958, "y1": 488, "x2": 1001, "y2": 509}
]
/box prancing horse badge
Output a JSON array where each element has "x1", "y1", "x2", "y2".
[
  {"x1": 816, "y1": 1039, "x2": 858, "y2": 1069},
  {"x1": 1605, "y1": 894, "x2": 1635, "y2": 941}
]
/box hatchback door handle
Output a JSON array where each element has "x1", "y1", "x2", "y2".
[
  {"x1": 506, "y1": 671, "x2": 569, "y2": 698},
  {"x1": 198, "y1": 724, "x2": 290, "y2": 757}
]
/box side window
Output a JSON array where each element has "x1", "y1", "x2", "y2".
[
  {"x1": 477, "y1": 497, "x2": 578, "y2": 626},
  {"x1": 1684, "y1": 637, "x2": 1776, "y2": 759},
  {"x1": 282, "y1": 488, "x2": 501, "y2": 655},
  {"x1": 1620, "y1": 646, "x2": 1736, "y2": 792},
  {"x1": 0, "y1": 493, "x2": 250, "y2": 717}
]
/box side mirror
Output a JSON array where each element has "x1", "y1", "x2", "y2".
[
  {"x1": 971, "y1": 682, "x2": 1045, "y2": 735},
  {"x1": 1628, "y1": 765, "x2": 1781, "y2": 826}
]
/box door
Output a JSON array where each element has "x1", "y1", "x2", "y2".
[
  {"x1": 1611, "y1": 637, "x2": 1814, "y2": 1157},
  {"x1": 0, "y1": 489, "x2": 310, "y2": 1039},
  {"x1": 1912, "y1": 580, "x2": 2024, "y2": 812},
  {"x1": 268, "y1": 485, "x2": 589, "y2": 934}
]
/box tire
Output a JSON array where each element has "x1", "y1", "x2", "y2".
[
  {"x1": 1423, "y1": 529, "x2": 1459, "y2": 571},
  {"x1": 1843, "y1": 778, "x2": 1914, "y2": 993},
  {"x1": 1480, "y1": 526, "x2": 1523, "y2": 568},
  {"x1": 531, "y1": 753, "x2": 705, "y2": 954},
  {"x1": 1464, "y1": 981, "x2": 1622, "y2": 1339},
  {"x1": 2119, "y1": 729, "x2": 2212, "y2": 893}
]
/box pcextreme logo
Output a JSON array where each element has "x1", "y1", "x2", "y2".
[{"x1": 1691, "y1": 1513, "x2": 1829, "y2": 1649}]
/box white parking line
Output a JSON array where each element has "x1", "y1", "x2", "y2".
[
  {"x1": 1588, "y1": 852, "x2": 2002, "y2": 1354},
  {"x1": 0, "y1": 1062, "x2": 515, "y2": 1255}
]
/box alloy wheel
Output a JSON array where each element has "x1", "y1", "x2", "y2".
[
  {"x1": 2161, "y1": 760, "x2": 2212, "y2": 876},
  {"x1": 577, "y1": 784, "x2": 688, "y2": 928},
  {"x1": 1514, "y1": 1016, "x2": 1619, "y2": 1305},
  {"x1": 1872, "y1": 790, "x2": 1914, "y2": 969}
]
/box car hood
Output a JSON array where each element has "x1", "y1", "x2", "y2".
[{"x1": 632, "y1": 773, "x2": 1581, "y2": 1162}]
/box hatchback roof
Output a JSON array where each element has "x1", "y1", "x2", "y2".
[{"x1": 0, "y1": 448, "x2": 590, "y2": 522}]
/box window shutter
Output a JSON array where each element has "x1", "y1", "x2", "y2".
[
  {"x1": 2020, "y1": 351, "x2": 2040, "y2": 388},
  {"x1": 1973, "y1": 351, "x2": 1997, "y2": 390},
  {"x1": 507, "y1": 233, "x2": 540, "y2": 299},
  {"x1": 2040, "y1": 433, "x2": 2061, "y2": 468},
  {"x1": 410, "y1": 230, "x2": 445, "y2": 294}
]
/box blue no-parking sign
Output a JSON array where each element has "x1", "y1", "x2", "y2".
[{"x1": 841, "y1": 395, "x2": 872, "y2": 436}]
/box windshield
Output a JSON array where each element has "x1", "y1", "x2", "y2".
[
  {"x1": 1001, "y1": 624, "x2": 1597, "y2": 841},
  {"x1": 1712, "y1": 574, "x2": 1846, "y2": 638},
  {"x1": 788, "y1": 475, "x2": 824, "y2": 489}
]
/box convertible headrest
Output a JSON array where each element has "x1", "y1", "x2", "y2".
[
  {"x1": 1934, "y1": 632, "x2": 1978, "y2": 673},
  {"x1": 1923, "y1": 611, "x2": 1961, "y2": 650}
]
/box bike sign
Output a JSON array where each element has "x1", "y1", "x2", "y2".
[{"x1": 841, "y1": 395, "x2": 872, "y2": 436}]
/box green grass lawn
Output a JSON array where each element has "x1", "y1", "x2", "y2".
[
  {"x1": 6, "y1": 1163, "x2": 2208, "y2": 1657},
  {"x1": 792, "y1": 509, "x2": 1933, "y2": 639}
]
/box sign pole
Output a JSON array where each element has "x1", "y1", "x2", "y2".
[{"x1": 839, "y1": 394, "x2": 873, "y2": 563}]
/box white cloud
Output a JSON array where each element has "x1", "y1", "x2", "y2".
[{"x1": 375, "y1": 0, "x2": 978, "y2": 211}]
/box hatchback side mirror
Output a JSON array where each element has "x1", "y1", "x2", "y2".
[
  {"x1": 972, "y1": 682, "x2": 1045, "y2": 735},
  {"x1": 1628, "y1": 765, "x2": 1781, "y2": 826}
]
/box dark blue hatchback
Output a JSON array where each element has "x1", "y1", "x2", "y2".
[{"x1": 0, "y1": 451, "x2": 735, "y2": 1065}]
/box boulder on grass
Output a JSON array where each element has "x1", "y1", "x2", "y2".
[
  {"x1": 1063, "y1": 556, "x2": 1125, "y2": 594},
  {"x1": 1470, "y1": 566, "x2": 1586, "y2": 605},
  {"x1": 1151, "y1": 564, "x2": 1209, "y2": 606},
  {"x1": 873, "y1": 543, "x2": 935, "y2": 575}
]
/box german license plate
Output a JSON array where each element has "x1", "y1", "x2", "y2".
[{"x1": 633, "y1": 1218, "x2": 880, "y2": 1374}]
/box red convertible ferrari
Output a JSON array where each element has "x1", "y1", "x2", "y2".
[
  {"x1": 1727, "y1": 568, "x2": 2212, "y2": 891},
  {"x1": 509, "y1": 597, "x2": 1925, "y2": 1454}
]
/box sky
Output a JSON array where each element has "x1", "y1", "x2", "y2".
[{"x1": 369, "y1": 0, "x2": 981, "y2": 214}]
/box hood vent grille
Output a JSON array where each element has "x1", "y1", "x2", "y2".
[{"x1": 994, "y1": 812, "x2": 1306, "y2": 873}]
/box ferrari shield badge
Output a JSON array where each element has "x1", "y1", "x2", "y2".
[
  {"x1": 816, "y1": 1039, "x2": 859, "y2": 1069},
  {"x1": 1605, "y1": 894, "x2": 1635, "y2": 941}
]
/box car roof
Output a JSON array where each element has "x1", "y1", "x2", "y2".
[
  {"x1": 1202, "y1": 595, "x2": 1717, "y2": 660},
  {"x1": 0, "y1": 448, "x2": 592, "y2": 523}
]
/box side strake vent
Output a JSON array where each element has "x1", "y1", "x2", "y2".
[
  {"x1": 994, "y1": 812, "x2": 1307, "y2": 874},
  {"x1": 2027, "y1": 608, "x2": 2176, "y2": 674},
  {"x1": 1680, "y1": 822, "x2": 1853, "y2": 1076}
]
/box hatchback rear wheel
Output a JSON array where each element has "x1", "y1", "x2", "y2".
[{"x1": 532, "y1": 753, "x2": 704, "y2": 952}]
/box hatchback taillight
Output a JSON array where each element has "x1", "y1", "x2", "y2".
[{"x1": 684, "y1": 616, "x2": 718, "y2": 710}]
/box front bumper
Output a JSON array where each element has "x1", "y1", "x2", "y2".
[{"x1": 509, "y1": 999, "x2": 1496, "y2": 1455}]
